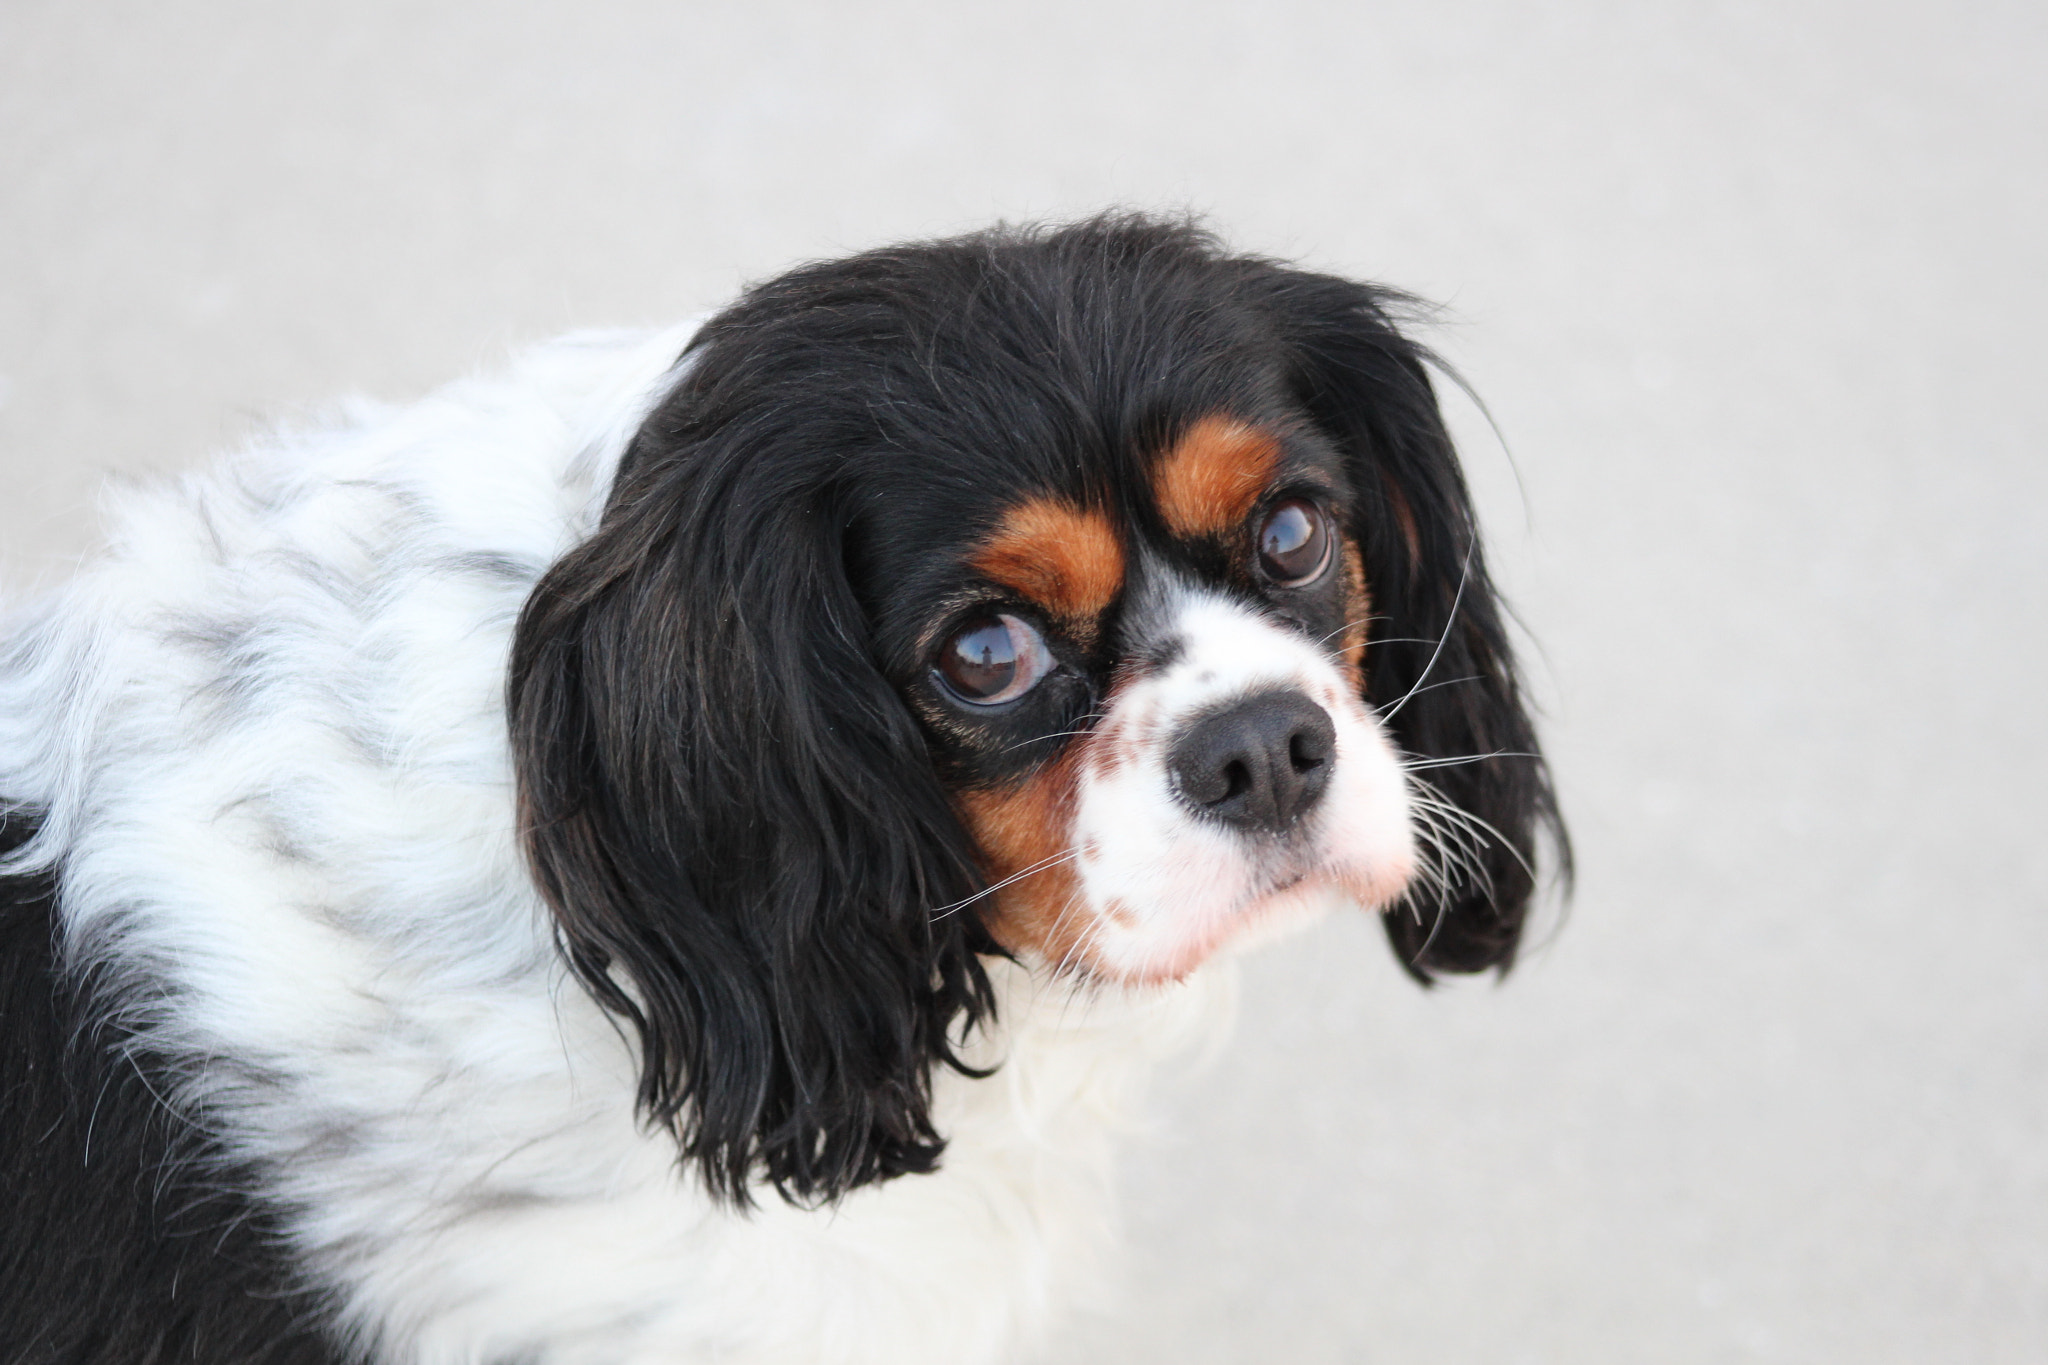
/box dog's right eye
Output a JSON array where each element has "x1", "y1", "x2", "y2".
[{"x1": 935, "y1": 614, "x2": 1052, "y2": 706}]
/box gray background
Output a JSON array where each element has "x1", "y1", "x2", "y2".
[{"x1": 3, "y1": 2, "x2": 2042, "y2": 1361}]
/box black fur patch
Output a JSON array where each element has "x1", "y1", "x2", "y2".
[{"x1": 0, "y1": 811, "x2": 356, "y2": 1365}]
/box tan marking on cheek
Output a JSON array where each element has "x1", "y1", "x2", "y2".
[
  {"x1": 956, "y1": 751, "x2": 1094, "y2": 969},
  {"x1": 1153, "y1": 415, "x2": 1283, "y2": 540},
  {"x1": 970, "y1": 498, "x2": 1124, "y2": 641},
  {"x1": 954, "y1": 676, "x2": 1145, "y2": 970},
  {"x1": 1340, "y1": 536, "x2": 1371, "y2": 685}
]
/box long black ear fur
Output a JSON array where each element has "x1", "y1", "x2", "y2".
[
  {"x1": 508, "y1": 367, "x2": 997, "y2": 1207},
  {"x1": 1244, "y1": 266, "x2": 1570, "y2": 979}
]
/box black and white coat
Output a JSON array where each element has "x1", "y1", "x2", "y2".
[{"x1": 0, "y1": 219, "x2": 1562, "y2": 1365}]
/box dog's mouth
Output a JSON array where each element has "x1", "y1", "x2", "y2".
[{"x1": 1050, "y1": 845, "x2": 1413, "y2": 986}]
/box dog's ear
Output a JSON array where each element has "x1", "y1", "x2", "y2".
[
  {"x1": 1243, "y1": 267, "x2": 1569, "y2": 979},
  {"x1": 508, "y1": 396, "x2": 997, "y2": 1208}
]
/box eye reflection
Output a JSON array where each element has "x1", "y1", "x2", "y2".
[
  {"x1": 936, "y1": 614, "x2": 1053, "y2": 705},
  {"x1": 1256, "y1": 499, "x2": 1332, "y2": 586}
]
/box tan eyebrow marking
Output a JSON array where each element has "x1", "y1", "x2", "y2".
[
  {"x1": 1152, "y1": 415, "x2": 1283, "y2": 540},
  {"x1": 968, "y1": 496, "x2": 1125, "y2": 629}
]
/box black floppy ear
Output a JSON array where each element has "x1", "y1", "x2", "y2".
[
  {"x1": 507, "y1": 404, "x2": 997, "y2": 1207},
  {"x1": 1245, "y1": 267, "x2": 1569, "y2": 979}
]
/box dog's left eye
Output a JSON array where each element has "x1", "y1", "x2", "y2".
[
  {"x1": 1257, "y1": 499, "x2": 1333, "y2": 586},
  {"x1": 935, "y1": 614, "x2": 1053, "y2": 706}
]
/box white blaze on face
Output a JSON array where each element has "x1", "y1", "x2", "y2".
[{"x1": 1064, "y1": 590, "x2": 1415, "y2": 982}]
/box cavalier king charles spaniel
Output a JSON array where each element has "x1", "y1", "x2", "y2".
[{"x1": 0, "y1": 216, "x2": 1563, "y2": 1364}]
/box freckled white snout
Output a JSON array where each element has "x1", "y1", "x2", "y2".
[
  {"x1": 1168, "y1": 689, "x2": 1335, "y2": 833},
  {"x1": 1058, "y1": 590, "x2": 1417, "y2": 982}
]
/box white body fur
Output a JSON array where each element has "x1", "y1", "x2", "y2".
[{"x1": 0, "y1": 328, "x2": 1228, "y2": 1364}]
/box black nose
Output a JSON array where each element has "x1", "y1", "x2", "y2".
[{"x1": 1169, "y1": 689, "x2": 1336, "y2": 833}]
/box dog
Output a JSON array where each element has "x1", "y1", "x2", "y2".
[{"x1": 0, "y1": 215, "x2": 1564, "y2": 1364}]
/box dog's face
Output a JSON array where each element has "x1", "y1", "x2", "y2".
[
  {"x1": 870, "y1": 414, "x2": 1414, "y2": 984},
  {"x1": 509, "y1": 216, "x2": 1565, "y2": 1205}
]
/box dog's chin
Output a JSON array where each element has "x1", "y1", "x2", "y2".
[{"x1": 1050, "y1": 857, "x2": 1417, "y2": 988}]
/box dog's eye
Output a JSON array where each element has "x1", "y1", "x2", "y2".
[
  {"x1": 1256, "y1": 499, "x2": 1333, "y2": 586},
  {"x1": 936, "y1": 614, "x2": 1053, "y2": 706}
]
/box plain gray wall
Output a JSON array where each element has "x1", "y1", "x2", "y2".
[{"x1": 3, "y1": 2, "x2": 2043, "y2": 1361}]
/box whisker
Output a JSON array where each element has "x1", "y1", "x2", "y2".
[
  {"x1": 929, "y1": 848, "x2": 1081, "y2": 920},
  {"x1": 1356, "y1": 635, "x2": 1454, "y2": 650},
  {"x1": 1400, "y1": 749, "x2": 1541, "y2": 771},
  {"x1": 1049, "y1": 888, "x2": 1103, "y2": 999},
  {"x1": 1398, "y1": 811, "x2": 1461, "y2": 928},
  {"x1": 1399, "y1": 848, "x2": 1450, "y2": 918},
  {"x1": 1051, "y1": 920, "x2": 1116, "y2": 1033},
  {"x1": 1376, "y1": 542, "x2": 1476, "y2": 726},
  {"x1": 1004, "y1": 727, "x2": 1095, "y2": 752},
  {"x1": 1410, "y1": 798, "x2": 1517, "y2": 885},
  {"x1": 1411, "y1": 886, "x2": 1454, "y2": 963},
  {"x1": 1373, "y1": 674, "x2": 1482, "y2": 713},
  {"x1": 1312, "y1": 615, "x2": 1390, "y2": 649},
  {"x1": 1406, "y1": 798, "x2": 1490, "y2": 898},
  {"x1": 1406, "y1": 783, "x2": 1498, "y2": 887},
  {"x1": 1002, "y1": 709, "x2": 1109, "y2": 753},
  {"x1": 1402, "y1": 795, "x2": 1491, "y2": 954},
  {"x1": 1406, "y1": 778, "x2": 1539, "y2": 885}
]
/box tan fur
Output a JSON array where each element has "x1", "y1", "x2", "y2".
[
  {"x1": 957, "y1": 753, "x2": 1091, "y2": 969},
  {"x1": 1152, "y1": 416, "x2": 1282, "y2": 539},
  {"x1": 1340, "y1": 537, "x2": 1370, "y2": 685},
  {"x1": 969, "y1": 498, "x2": 1125, "y2": 643},
  {"x1": 958, "y1": 675, "x2": 1156, "y2": 971}
]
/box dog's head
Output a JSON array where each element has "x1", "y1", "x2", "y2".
[{"x1": 508, "y1": 216, "x2": 1566, "y2": 1206}]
